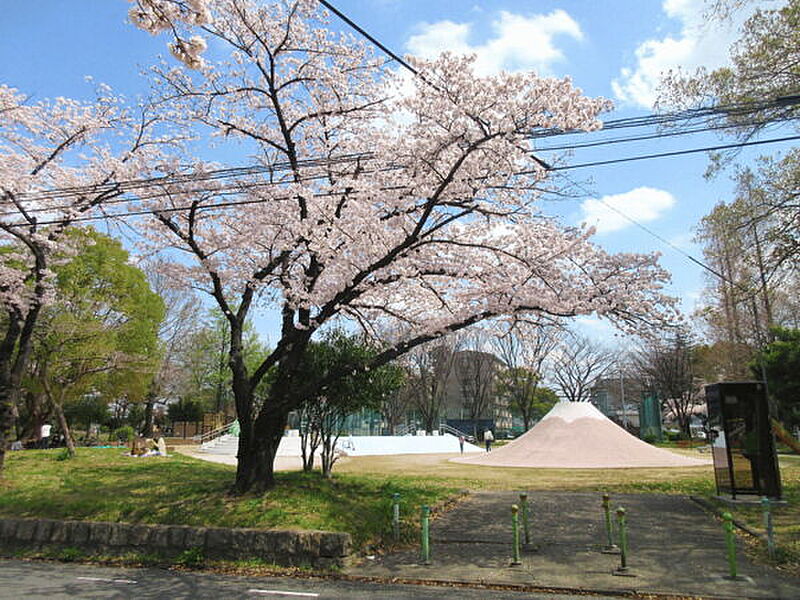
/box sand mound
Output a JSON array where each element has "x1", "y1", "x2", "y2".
[{"x1": 451, "y1": 401, "x2": 710, "y2": 469}]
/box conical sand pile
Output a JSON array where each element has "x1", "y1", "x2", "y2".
[{"x1": 452, "y1": 401, "x2": 710, "y2": 469}]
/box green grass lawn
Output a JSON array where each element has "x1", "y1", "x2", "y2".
[
  {"x1": 1, "y1": 446, "x2": 798, "y2": 572},
  {"x1": 0, "y1": 448, "x2": 456, "y2": 549},
  {"x1": 706, "y1": 454, "x2": 800, "y2": 573}
]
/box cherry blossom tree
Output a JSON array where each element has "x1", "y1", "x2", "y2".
[
  {"x1": 0, "y1": 84, "x2": 169, "y2": 474},
  {"x1": 130, "y1": 0, "x2": 676, "y2": 493}
]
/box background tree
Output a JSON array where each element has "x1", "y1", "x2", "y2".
[
  {"x1": 141, "y1": 258, "x2": 202, "y2": 436},
  {"x1": 660, "y1": 0, "x2": 800, "y2": 380},
  {"x1": 377, "y1": 382, "x2": 412, "y2": 436},
  {"x1": 130, "y1": 0, "x2": 674, "y2": 493},
  {"x1": 694, "y1": 201, "x2": 761, "y2": 377},
  {"x1": 25, "y1": 228, "x2": 164, "y2": 456},
  {"x1": 0, "y1": 84, "x2": 167, "y2": 474},
  {"x1": 455, "y1": 331, "x2": 501, "y2": 439},
  {"x1": 550, "y1": 333, "x2": 615, "y2": 403},
  {"x1": 633, "y1": 330, "x2": 700, "y2": 438},
  {"x1": 63, "y1": 393, "x2": 109, "y2": 441},
  {"x1": 493, "y1": 320, "x2": 561, "y2": 430},
  {"x1": 405, "y1": 336, "x2": 462, "y2": 434},
  {"x1": 295, "y1": 332, "x2": 404, "y2": 477},
  {"x1": 661, "y1": 0, "x2": 800, "y2": 139},
  {"x1": 177, "y1": 309, "x2": 268, "y2": 417},
  {"x1": 693, "y1": 160, "x2": 800, "y2": 379},
  {"x1": 167, "y1": 398, "x2": 205, "y2": 423},
  {"x1": 752, "y1": 327, "x2": 800, "y2": 430},
  {"x1": 528, "y1": 386, "x2": 560, "y2": 422}
]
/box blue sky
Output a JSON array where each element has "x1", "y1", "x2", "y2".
[{"x1": 2, "y1": 0, "x2": 794, "y2": 342}]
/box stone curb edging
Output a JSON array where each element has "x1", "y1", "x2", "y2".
[
  {"x1": 337, "y1": 573, "x2": 752, "y2": 600},
  {"x1": 689, "y1": 496, "x2": 764, "y2": 539},
  {"x1": 0, "y1": 517, "x2": 351, "y2": 569}
]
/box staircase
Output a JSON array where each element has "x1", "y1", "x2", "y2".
[{"x1": 200, "y1": 434, "x2": 239, "y2": 454}]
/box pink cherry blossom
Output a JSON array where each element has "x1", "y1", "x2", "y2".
[{"x1": 128, "y1": 0, "x2": 677, "y2": 492}]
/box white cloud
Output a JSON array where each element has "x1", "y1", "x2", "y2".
[
  {"x1": 611, "y1": 0, "x2": 756, "y2": 108},
  {"x1": 406, "y1": 9, "x2": 583, "y2": 76},
  {"x1": 580, "y1": 187, "x2": 676, "y2": 234}
]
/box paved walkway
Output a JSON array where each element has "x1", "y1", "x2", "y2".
[{"x1": 348, "y1": 491, "x2": 800, "y2": 600}]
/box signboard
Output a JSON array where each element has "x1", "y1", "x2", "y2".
[
  {"x1": 638, "y1": 393, "x2": 662, "y2": 441},
  {"x1": 705, "y1": 382, "x2": 781, "y2": 499}
]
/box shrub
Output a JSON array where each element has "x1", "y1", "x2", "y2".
[{"x1": 113, "y1": 426, "x2": 135, "y2": 443}]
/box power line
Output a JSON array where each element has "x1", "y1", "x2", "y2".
[
  {"x1": 554, "y1": 171, "x2": 735, "y2": 289},
  {"x1": 6, "y1": 110, "x2": 796, "y2": 215},
  {"x1": 317, "y1": 0, "x2": 419, "y2": 77},
  {"x1": 10, "y1": 93, "x2": 798, "y2": 208},
  {"x1": 535, "y1": 115, "x2": 799, "y2": 153},
  {"x1": 548, "y1": 134, "x2": 800, "y2": 172},
  {"x1": 4, "y1": 131, "x2": 799, "y2": 228}
]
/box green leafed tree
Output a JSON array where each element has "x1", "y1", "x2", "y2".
[
  {"x1": 296, "y1": 332, "x2": 404, "y2": 477},
  {"x1": 752, "y1": 326, "x2": 800, "y2": 429},
  {"x1": 25, "y1": 228, "x2": 164, "y2": 456},
  {"x1": 663, "y1": 0, "x2": 800, "y2": 380},
  {"x1": 177, "y1": 309, "x2": 268, "y2": 418}
]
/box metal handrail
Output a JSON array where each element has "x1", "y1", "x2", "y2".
[
  {"x1": 439, "y1": 423, "x2": 474, "y2": 442},
  {"x1": 194, "y1": 422, "x2": 234, "y2": 445}
]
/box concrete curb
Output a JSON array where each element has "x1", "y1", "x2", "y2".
[
  {"x1": 331, "y1": 573, "x2": 767, "y2": 600},
  {"x1": 689, "y1": 496, "x2": 764, "y2": 539}
]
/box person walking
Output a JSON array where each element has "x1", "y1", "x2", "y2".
[
  {"x1": 483, "y1": 429, "x2": 494, "y2": 452},
  {"x1": 458, "y1": 435, "x2": 465, "y2": 453},
  {"x1": 40, "y1": 423, "x2": 52, "y2": 449}
]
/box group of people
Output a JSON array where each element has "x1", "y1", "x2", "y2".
[
  {"x1": 10, "y1": 424, "x2": 54, "y2": 451},
  {"x1": 457, "y1": 429, "x2": 494, "y2": 453}
]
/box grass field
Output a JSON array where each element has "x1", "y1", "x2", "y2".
[
  {"x1": 0, "y1": 448, "x2": 456, "y2": 549},
  {"x1": 1, "y1": 446, "x2": 797, "y2": 570}
]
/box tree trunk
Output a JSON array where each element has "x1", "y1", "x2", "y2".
[
  {"x1": 52, "y1": 399, "x2": 76, "y2": 457},
  {"x1": 421, "y1": 413, "x2": 437, "y2": 434},
  {"x1": 319, "y1": 411, "x2": 343, "y2": 478},
  {"x1": 227, "y1": 309, "x2": 311, "y2": 493},
  {"x1": 21, "y1": 390, "x2": 48, "y2": 444},
  {"x1": 233, "y1": 403, "x2": 288, "y2": 493},
  {"x1": 0, "y1": 383, "x2": 14, "y2": 475},
  {"x1": 0, "y1": 309, "x2": 38, "y2": 477},
  {"x1": 141, "y1": 391, "x2": 156, "y2": 438},
  {"x1": 299, "y1": 405, "x2": 320, "y2": 472}
]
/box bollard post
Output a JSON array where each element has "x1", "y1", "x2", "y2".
[
  {"x1": 723, "y1": 512, "x2": 738, "y2": 579},
  {"x1": 602, "y1": 493, "x2": 619, "y2": 553},
  {"x1": 420, "y1": 505, "x2": 431, "y2": 565},
  {"x1": 761, "y1": 496, "x2": 775, "y2": 560},
  {"x1": 519, "y1": 493, "x2": 530, "y2": 546},
  {"x1": 392, "y1": 493, "x2": 401, "y2": 543},
  {"x1": 511, "y1": 504, "x2": 522, "y2": 566},
  {"x1": 615, "y1": 507, "x2": 629, "y2": 573}
]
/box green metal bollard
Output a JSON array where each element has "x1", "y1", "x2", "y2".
[
  {"x1": 616, "y1": 507, "x2": 629, "y2": 572},
  {"x1": 761, "y1": 496, "x2": 775, "y2": 560},
  {"x1": 520, "y1": 493, "x2": 530, "y2": 546},
  {"x1": 392, "y1": 493, "x2": 401, "y2": 543},
  {"x1": 602, "y1": 493, "x2": 619, "y2": 553},
  {"x1": 420, "y1": 505, "x2": 431, "y2": 565},
  {"x1": 723, "y1": 512, "x2": 738, "y2": 579},
  {"x1": 511, "y1": 504, "x2": 522, "y2": 566}
]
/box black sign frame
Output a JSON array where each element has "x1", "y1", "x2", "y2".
[{"x1": 705, "y1": 381, "x2": 781, "y2": 500}]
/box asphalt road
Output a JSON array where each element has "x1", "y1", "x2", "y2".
[{"x1": 0, "y1": 559, "x2": 625, "y2": 599}]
